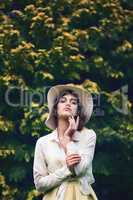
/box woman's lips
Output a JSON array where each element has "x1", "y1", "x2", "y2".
[{"x1": 64, "y1": 108, "x2": 71, "y2": 111}]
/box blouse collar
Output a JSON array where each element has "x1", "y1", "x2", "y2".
[{"x1": 51, "y1": 128, "x2": 81, "y2": 143}]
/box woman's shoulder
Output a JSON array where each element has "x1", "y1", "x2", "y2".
[
  {"x1": 80, "y1": 127, "x2": 96, "y2": 139},
  {"x1": 36, "y1": 131, "x2": 56, "y2": 145}
]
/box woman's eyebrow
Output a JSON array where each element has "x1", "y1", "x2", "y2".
[
  {"x1": 60, "y1": 96, "x2": 66, "y2": 99},
  {"x1": 70, "y1": 97, "x2": 77, "y2": 101},
  {"x1": 60, "y1": 96, "x2": 77, "y2": 101}
]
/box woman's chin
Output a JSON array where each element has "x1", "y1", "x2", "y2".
[{"x1": 59, "y1": 112, "x2": 72, "y2": 119}]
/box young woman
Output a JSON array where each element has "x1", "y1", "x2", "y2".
[{"x1": 33, "y1": 84, "x2": 98, "y2": 200}]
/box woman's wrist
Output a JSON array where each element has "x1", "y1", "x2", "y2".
[
  {"x1": 64, "y1": 135, "x2": 72, "y2": 141},
  {"x1": 64, "y1": 130, "x2": 76, "y2": 141}
]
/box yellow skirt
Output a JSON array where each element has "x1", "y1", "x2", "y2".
[{"x1": 43, "y1": 181, "x2": 98, "y2": 200}]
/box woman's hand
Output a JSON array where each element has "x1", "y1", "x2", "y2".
[
  {"x1": 66, "y1": 153, "x2": 81, "y2": 169},
  {"x1": 64, "y1": 115, "x2": 79, "y2": 138},
  {"x1": 58, "y1": 115, "x2": 79, "y2": 152}
]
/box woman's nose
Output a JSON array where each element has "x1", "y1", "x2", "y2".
[{"x1": 65, "y1": 101, "x2": 71, "y2": 107}]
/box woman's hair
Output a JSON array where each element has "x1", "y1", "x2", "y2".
[{"x1": 52, "y1": 89, "x2": 86, "y2": 131}]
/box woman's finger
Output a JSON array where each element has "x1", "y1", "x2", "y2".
[
  {"x1": 66, "y1": 156, "x2": 81, "y2": 163},
  {"x1": 68, "y1": 116, "x2": 74, "y2": 128},
  {"x1": 67, "y1": 159, "x2": 81, "y2": 167},
  {"x1": 68, "y1": 116, "x2": 75, "y2": 127},
  {"x1": 67, "y1": 159, "x2": 81, "y2": 164},
  {"x1": 67, "y1": 155, "x2": 81, "y2": 160},
  {"x1": 67, "y1": 159, "x2": 81, "y2": 165},
  {"x1": 66, "y1": 153, "x2": 80, "y2": 158},
  {"x1": 75, "y1": 116, "x2": 79, "y2": 129},
  {"x1": 70, "y1": 115, "x2": 79, "y2": 130},
  {"x1": 70, "y1": 116, "x2": 77, "y2": 131}
]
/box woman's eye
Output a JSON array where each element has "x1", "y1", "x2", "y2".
[
  {"x1": 59, "y1": 98, "x2": 77, "y2": 104},
  {"x1": 71, "y1": 101, "x2": 77, "y2": 105},
  {"x1": 59, "y1": 99, "x2": 65, "y2": 103}
]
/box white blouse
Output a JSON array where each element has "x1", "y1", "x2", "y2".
[{"x1": 33, "y1": 127, "x2": 97, "y2": 200}]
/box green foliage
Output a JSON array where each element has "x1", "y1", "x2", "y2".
[{"x1": 0, "y1": 0, "x2": 133, "y2": 199}]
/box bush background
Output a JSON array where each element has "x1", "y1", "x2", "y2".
[{"x1": 0, "y1": 0, "x2": 133, "y2": 199}]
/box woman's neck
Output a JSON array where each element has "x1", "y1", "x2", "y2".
[
  {"x1": 57, "y1": 117, "x2": 71, "y2": 151},
  {"x1": 57, "y1": 117, "x2": 69, "y2": 139}
]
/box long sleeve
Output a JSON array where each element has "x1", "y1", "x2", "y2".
[
  {"x1": 33, "y1": 139, "x2": 72, "y2": 193},
  {"x1": 66, "y1": 130, "x2": 96, "y2": 177}
]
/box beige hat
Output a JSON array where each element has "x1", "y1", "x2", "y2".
[{"x1": 45, "y1": 84, "x2": 93, "y2": 129}]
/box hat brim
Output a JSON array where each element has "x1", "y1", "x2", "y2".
[{"x1": 45, "y1": 84, "x2": 93, "y2": 130}]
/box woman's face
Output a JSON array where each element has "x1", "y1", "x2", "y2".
[{"x1": 57, "y1": 94, "x2": 78, "y2": 119}]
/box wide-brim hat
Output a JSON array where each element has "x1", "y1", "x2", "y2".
[{"x1": 45, "y1": 84, "x2": 93, "y2": 129}]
